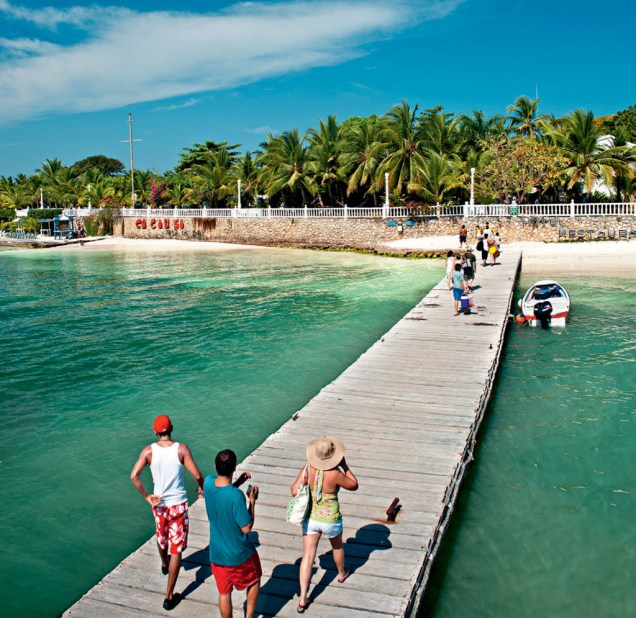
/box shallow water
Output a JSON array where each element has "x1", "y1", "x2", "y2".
[
  {"x1": 0, "y1": 246, "x2": 441, "y2": 617},
  {"x1": 422, "y1": 272, "x2": 636, "y2": 617}
]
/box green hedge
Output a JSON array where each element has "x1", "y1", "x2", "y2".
[
  {"x1": 0, "y1": 209, "x2": 16, "y2": 222},
  {"x1": 31, "y1": 208, "x2": 63, "y2": 220}
]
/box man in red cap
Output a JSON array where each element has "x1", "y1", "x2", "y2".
[{"x1": 130, "y1": 415, "x2": 204, "y2": 610}]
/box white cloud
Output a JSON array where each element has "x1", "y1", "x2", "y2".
[
  {"x1": 245, "y1": 126, "x2": 278, "y2": 135},
  {"x1": 0, "y1": 0, "x2": 115, "y2": 28},
  {"x1": 0, "y1": 0, "x2": 464, "y2": 124},
  {"x1": 152, "y1": 98, "x2": 200, "y2": 112}
]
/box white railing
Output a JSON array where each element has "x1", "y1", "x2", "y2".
[{"x1": 14, "y1": 202, "x2": 636, "y2": 220}]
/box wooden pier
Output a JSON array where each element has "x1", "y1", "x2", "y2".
[{"x1": 65, "y1": 250, "x2": 522, "y2": 617}]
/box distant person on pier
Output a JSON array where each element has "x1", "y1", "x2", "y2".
[
  {"x1": 291, "y1": 436, "x2": 358, "y2": 613},
  {"x1": 476, "y1": 228, "x2": 488, "y2": 267},
  {"x1": 130, "y1": 415, "x2": 204, "y2": 611},
  {"x1": 463, "y1": 247, "x2": 477, "y2": 290},
  {"x1": 204, "y1": 450, "x2": 260, "y2": 618},
  {"x1": 459, "y1": 224, "x2": 467, "y2": 249},
  {"x1": 445, "y1": 250, "x2": 456, "y2": 290},
  {"x1": 451, "y1": 263, "x2": 467, "y2": 316},
  {"x1": 487, "y1": 235, "x2": 498, "y2": 265}
]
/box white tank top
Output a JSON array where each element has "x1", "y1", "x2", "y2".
[{"x1": 150, "y1": 442, "x2": 187, "y2": 507}]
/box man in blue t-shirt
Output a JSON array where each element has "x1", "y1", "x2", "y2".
[{"x1": 204, "y1": 450, "x2": 260, "y2": 618}]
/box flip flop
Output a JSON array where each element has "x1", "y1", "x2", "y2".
[
  {"x1": 337, "y1": 567, "x2": 351, "y2": 583},
  {"x1": 297, "y1": 600, "x2": 311, "y2": 613}
]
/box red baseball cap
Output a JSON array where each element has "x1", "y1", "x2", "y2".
[{"x1": 152, "y1": 415, "x2": 173, "y2": 433}]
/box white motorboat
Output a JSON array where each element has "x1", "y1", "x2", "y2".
[{"x1": 516, "y1": 280, "x2": 570, "y2": 328}]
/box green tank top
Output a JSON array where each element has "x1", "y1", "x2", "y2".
[{"x1": 309, "y1": 469, "x2": 341, "y2": 523}]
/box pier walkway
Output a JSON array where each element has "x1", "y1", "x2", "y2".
[{"x1": 66, "y1": 249, "x2": 522, "y2": 617}]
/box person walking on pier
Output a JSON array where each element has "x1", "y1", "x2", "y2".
[
  {"x1": 462, "y1": 247, "x2": 476, "y2": 290},
  {"x1": 291, "y1": 436, "x2": 359, "y2": 613},
  {"x1": 445, "y1": 250, "x2": 456, "y2": 290},
  {"x1": 459, "y1": 223, "x2": 467, "y2": 249},
  {"x1": 130, "y1": 415, "x2": 204, "y2": 611},
  {"x1": 204, "y1": 450, "x2": 260, "y2": 618},
  {"x1": 451, "y1": 263, "x2": 467, "y2": 316}
]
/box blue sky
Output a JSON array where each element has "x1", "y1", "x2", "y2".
[{"x1": 0, "y1": 0, "x2": 634, "y2": 177}]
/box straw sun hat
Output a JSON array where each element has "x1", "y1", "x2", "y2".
[{"x1": 306, "y1": 436, "x2": 345, "y2": 470}]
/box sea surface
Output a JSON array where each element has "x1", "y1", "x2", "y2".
[{"x1": 0, "y1": 245, "x2": 441, "y2": 617}]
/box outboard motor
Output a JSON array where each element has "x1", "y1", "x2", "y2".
[{"x1": 533, "y1": 301, "x2": 553, "y2": 329}]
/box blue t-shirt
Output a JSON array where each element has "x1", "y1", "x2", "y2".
[
  {"x1": 451, "y1": 270, "x2": 464, "y2": 289},
  {"x1": 203, "y1": 475, "x2": 254, "y2": 566}
]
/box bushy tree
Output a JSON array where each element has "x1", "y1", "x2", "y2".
[
  {"x1": 478, "y1": 136, "x2": 568, "y2": 203},
  {"x1": 71, "y1": 155, "x2": 125, "y2": 176}
]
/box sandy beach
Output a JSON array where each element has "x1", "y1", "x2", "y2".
[
  {"x1": 382, "y1": 234, "x2": 636, "y2": 275},
  {"x1": 45, "y1": 235, "x2": 636, "y2": 276},
  {"x1": 46, "y1": 235, "x2": 267, "y2": 253}
]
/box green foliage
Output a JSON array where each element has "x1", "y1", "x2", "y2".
[
  {"x1": 478, "y1": 136, "x2": 568, "y2": 203},
  {"x1": 71, "y1": 155, "x2": 125, "y2": 176},
  {"x1": 83, "y1": 215, "x2": 99, "y2": 236},
  {"x1": 1, "y1": 98, "x2": 633, "y2": 210},
  {"x1": 96, "y1": 207, "x2": 119, "y2": 235},
  {"x1": 176, "y1": 140, "x2": 242, "y2": 171},
  {"x1": 0, "y1": 208, "x2": 16, "y2": 222},
  {"x1": 1, "y1": 216, "x2": 39, "y2": 232},
  {"x1": 31, "y1": 208, "x2": 63, "y2": 219},
  {"x1": 602, "y1": 105, "x2": 636, "y2": 142}
]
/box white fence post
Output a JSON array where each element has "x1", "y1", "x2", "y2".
[
  {"x1": 344, "y1": 204, "x2": 348, "y2": 219},
  {"x1": 570, "y1": 200, "x2": 575, "y2": 218},
  {"x1": 463, "y1": 201, "x2": 469, "y2": 220},
  {"x1": 304, "y1": 205, "x2": 308, "y2": 218}
]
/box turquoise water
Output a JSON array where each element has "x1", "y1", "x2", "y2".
[
  {"x1": 0, "y1": 246, "x2": 441, "y2": 617},
  {"x1": 423, "y1": 273, "x2": 636, "y2": 617}
]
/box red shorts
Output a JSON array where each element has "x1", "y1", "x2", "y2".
[
  {"x1": 152, "y1": 501, "x2": 189, "y2": 555},
  {"x1": 211, "y1": 551, "x2": 262, "y2": 595}
]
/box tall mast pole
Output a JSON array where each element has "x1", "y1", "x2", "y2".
[
  {"x1": 128, "y1": 113, "x2": 135, "y2": 205},
  {"x1": 120, "y1": 113, "x2": 142, "y2": 206}
]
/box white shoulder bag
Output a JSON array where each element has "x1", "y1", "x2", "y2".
[{"x1": 285, "y1": 465, "x2": 311, "y2": 525}]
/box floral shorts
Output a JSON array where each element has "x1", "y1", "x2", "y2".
[{"x1": 152, "y1": 501, "x2": 189, "y2": 555}]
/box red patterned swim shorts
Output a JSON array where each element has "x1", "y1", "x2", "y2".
[{"x1": 152, "y1": 501, "x2": 189, "y2": 555}]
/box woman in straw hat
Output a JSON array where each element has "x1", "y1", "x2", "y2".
[{"x1": 290, "y1": 436, "x2": 358, "y2": 613}]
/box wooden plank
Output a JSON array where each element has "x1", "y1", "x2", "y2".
[{"x1": 65, "y1": 250, "x2": 522, "y2": 618}]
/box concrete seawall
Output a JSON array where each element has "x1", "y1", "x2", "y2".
[{"x1": 116, "y1": 215, "x2": 636, "y2": 249}]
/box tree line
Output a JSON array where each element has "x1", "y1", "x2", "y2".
[{"x1": 1, "y1": 98, "x2": 635, "y2": 212}]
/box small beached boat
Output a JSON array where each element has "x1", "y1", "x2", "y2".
[{"x1": 516, "y1": 280, "x2": 570, "y2": 328}]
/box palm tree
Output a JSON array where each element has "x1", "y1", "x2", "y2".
[
  {"x1": 36, "y1": 158, "x2": 68, "y2": 206},
  {"x1": 187, "y1": 147, "x2": 236, "y2": 207},
  {"x1": 339, "y1": 116, "x2": 386, "y2": 205},
  {"x1": 79, "y1": 178, "x2": 115, "y2": 208},
  {"x1": 457, "y1": 110, "x2": 506, "y2": 154},
  {"x1": 132, "y1": 170, "x2": 155, "y2": 205},
  {"x1": 229, "y1": 152, "x2": 262, "y2": 207},
  {"x1": 506, "y1": 96, "x2": 547, "y2": 139},
  {"x1": 555, "y1": 109, "x2": 630, "y2": 196},
  {"x1": 307, "y1": 115, "x2": 345, "y2": 206},
  {"x1": 176, "y1": 140, "x2": 241, "y2": 171},
  {"x1": 0, "y1": 177, "x2": 31, "y2": 209},
  {"x1": 419, "y1": 108, "x2": 463, "y2": 158},
  {"x1": 378, "y1": 101, "x2": 426, "y2": 197},
  {"x1": 163, "y1": 175, "x2": 193, "y2": 207},
  {"x1": 408, "y1": 153, "x2": 462, "y2": 204},
  {"x1": 257, "y1": 130, "x2": 316, "y2": 207}
]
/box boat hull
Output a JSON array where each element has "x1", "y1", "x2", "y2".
[{"x1": 519, "y1": 280, "x2": 570, "y2": 328}]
